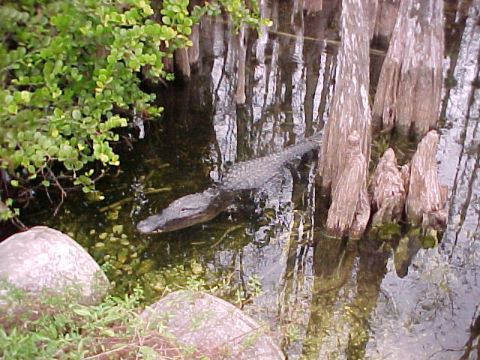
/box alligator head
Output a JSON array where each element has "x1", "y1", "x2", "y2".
[{"x1": 137, "y1": 187, "x2": 235, "y2": 234}]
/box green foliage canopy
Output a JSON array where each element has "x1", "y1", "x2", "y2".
[
  {"x1": 0, "y1": 0, "x2": 266, "y2": 219},
  {"x1": 0, "y1": 0, "x2": 188, "y2": 206}
]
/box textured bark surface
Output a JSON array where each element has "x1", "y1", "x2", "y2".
[
  {"x1": 326, "y1": 132, "x2": 370, "y2": 238},
  {"x1": 400, "y1": 163, "x2": 410, "y2": 192},
  {"x1": 319, "y1": 0, "x2": 372, "y2": 237},
  {"x1": 235, "y1": 26, "x2": 246, "y2": 104},
  {"x1": 372, "y1": 0, "x2": 444, "y2": 136},
  {"x1": 367, "y1": 0, "x2": 379, "y2": 40},
  {"x1": 369, "y1": 148, "x2": 406, "y2": 225},
  {"x1": 188, "y1": 24, "x2": 200, "y2": 65},
  {"x1": 373, "y1": 0, "x2": 400, "y2": 44},
  {"x1": 304, "y1": 0, "x2": 324, "y2": 14},
  {"x1": 406, "y1": 130, "x2": 447, "y2": 226},
  {"x1": 319, "y1": 0, "x2": 372, "y2": 192},
  {"x1": 162, "y1": 51, "x2": 174, "y2": 73},
  {"x1": 174, "y1": 48, "x2": 191, "y2": 80}
]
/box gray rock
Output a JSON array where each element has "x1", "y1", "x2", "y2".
[
  {"x1": 0, "y1": 226, "x2": 109, "y2": 305},
  {"x1": 141, "y1": 290, "x2": 285, "y2": 359}
]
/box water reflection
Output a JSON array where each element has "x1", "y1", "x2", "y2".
[
  {"x1": 368, "y1": 3, "x2": 480, "y2": 359},
  {"x1": 24, "y1": 0, "x2": 480, "y2": 359}
]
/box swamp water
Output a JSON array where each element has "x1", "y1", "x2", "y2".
[{"x1": 23, "y1": 1, "x2": 479, "y2": 359}]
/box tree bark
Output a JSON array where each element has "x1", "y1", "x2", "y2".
[
  {"x1": 372, "y1": 0, "x2": 400, "y2": 45},
  {"x1": 188, "y1": 24, "x2": 200, "y2": 65},
  {"x1": 174, "y1": 48, "x2": 191, "y2": 81},
  {"x1": 406, "y1": 130, "x2": 447, "y2": 227},
  {"x1": 367, "y1": 0, "x2": 379, "y2": 41},
  {"x1": 319, "y1": 0, "x2": 372, "y2": 191},
  {"x1": 319, "y1": 0, "x2": 372, "y2": 237},
  {"x1": 372, "y1": 0, "x2": 444, "y2": 137},
  {"x1": 369, "y1": 148, "x2": 406, "y2": 225},
  {"x1": 325, "y1": 132, "x2": 370, "y2": 238},
  {"x1": 235, "y1": 26, "x2": 247, "y2": 104}
]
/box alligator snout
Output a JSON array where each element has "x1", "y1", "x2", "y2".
[{"x1": 136, "y1": 215, "x2": 165, "y2": 234}]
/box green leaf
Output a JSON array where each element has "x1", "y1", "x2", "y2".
[
  {"x1": 7, "y1": 103, "x2": 18, "y2": 114},
  {"x1": 162, "y1": 16, "x2": 171, "y2": 25},
  {"x1": 72, "y1": 307, "x2": 91, "y2": 317},
  {"x1": 20, "y1": 91, "x2": 32, "y2": 104},
  {"x1": 101, "y1": 328, "x2": 116, "y2": 337},
  {"x1": 139, "y1": 346, "x2": 159, "y2": 360},
  {"x1": 72, "y1": 109, "x2": 81, "y2": 120}
]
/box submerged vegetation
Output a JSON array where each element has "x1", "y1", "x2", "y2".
[{"x1": 0, "y1": 0, "x2": 266, "y2": 220}]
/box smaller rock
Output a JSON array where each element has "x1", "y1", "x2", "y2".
[
  {"x1": 141, "y1": 290, "x2": 285, "y2": 359},
  {"x1": 0, "y1": 226, "x2": 109, "y2": 305}
]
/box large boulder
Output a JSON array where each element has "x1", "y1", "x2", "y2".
[
  {"x1": 141, "y1": 290, "x2": 285, "y2": 359},
  {"x1": 0, "y1": 226, "x2": 109, "y2": 305}
]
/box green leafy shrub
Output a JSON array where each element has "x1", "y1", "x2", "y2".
[
  {"x1": 0, "y1": 0, "x2": 191, "y2": 214},
  {"x1": 0, "y1": 0, "x2": 267, "y2": 219}
]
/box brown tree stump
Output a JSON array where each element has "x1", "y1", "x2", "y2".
[
  {"x1": 369, "y1": 148, "x2": 406, "y2": 225},
  {"x1": 406, "y1": 130, "x2": 447, "y2": 227},
  {"x1": 372, "y1": 0, "x2": 444, "y2": 137},
  {"x1": 318, "y1": 0, "x2": 372, "y2": 238},
  {"x1": 326, "y1": 132, "x2": 371, "y2": 238},
  {"x1": 318, "y1": 0, "x2": 372, "y2": 192}
]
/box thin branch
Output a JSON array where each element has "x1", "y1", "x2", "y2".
[
  {"x1": 83, "y1": 344, "x2": 131, "y2": 360},
  {"x1": 45, "y1": 166, "x2": 66, "y2": 215}
]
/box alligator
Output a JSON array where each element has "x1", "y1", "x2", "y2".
[{"x1": 137, "y1": 133, "x2": 322, "y2": 234}]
